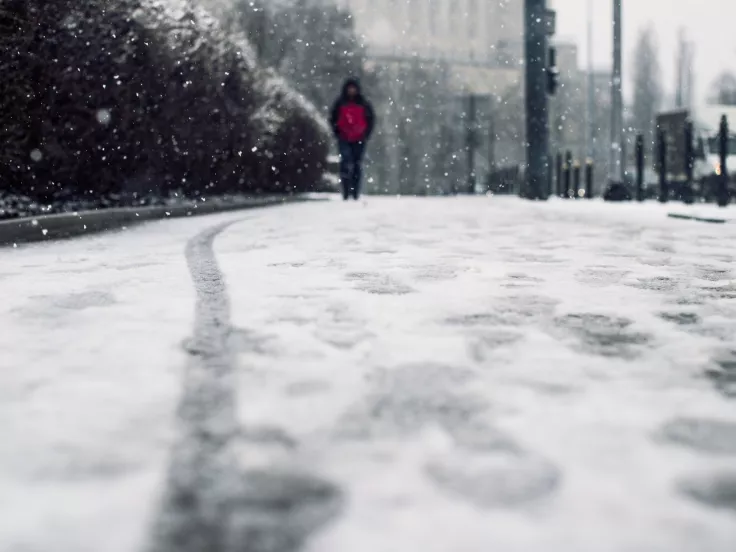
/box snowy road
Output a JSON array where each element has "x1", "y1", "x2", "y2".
[{"x1": 2, "y1": 197, "x2": 736, "y2": 552}]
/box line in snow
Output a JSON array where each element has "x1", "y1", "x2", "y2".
[{"x1": 147, "y1": 220, "x2": 341, "y2": 552}]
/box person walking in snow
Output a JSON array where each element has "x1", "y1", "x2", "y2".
[{"x1": 330, "y1": 78, "x2": 375, "y2": 200}]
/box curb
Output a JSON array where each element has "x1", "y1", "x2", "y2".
[{"x1": 0, "y1": 195, "x2": 313, "y2": 247}]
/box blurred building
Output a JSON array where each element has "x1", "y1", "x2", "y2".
[
  {"x1": 338, "y1": 0, "x2": 524, "y2": 96},
  {"x1": 336, "y1": 0, "x2": 530, "y2": 193},
  {"x1": 550, "y1": 43, "x2": 585, "y2": 159},
  {"x1": 590, "y1": 69, "x2": 613, "y2": 192},
  {"x1": 544, "y1": 41, "x2": 614, "y2": 195}
]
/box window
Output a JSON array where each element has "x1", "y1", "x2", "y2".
[
  {"x1": 448, "y1": 1, "x2": 459, "y2": 34},
  {"x1": 427, "y1": 0, "x2": 438, "y2": 35},
  {"x1": 496, "y1": 40, "x2": 512, "y2": 66},
  {"x1": 707, "y1": 137, "x2": 736, "y2": 155},
  {"x1": 467, "y1": 0, "x2": 478, "y2": 39}
]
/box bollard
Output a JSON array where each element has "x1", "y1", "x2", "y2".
[
  {"x1": 717, "y1": 115, "x2": 730, "y2": 207},
  {"x1": 585, "y1": 159, "x2": 594, "y2": 199},
  {"x1": 658, "y1": 129, "x2": 668, "y2": 203},
  {"x1": 466, "y1": 94, "x2": 477, "y2": 195},
  {"x1": 635, "y1": 134, "x2": 644, "y2": 202},
  {"x1": 573, "y1": 161, "x2": 582, "y2": 199},
  {"x1": 560, "y1": 162, "x2": 572, "y2": 199},
  {"x1": 564, "y1": 150, "x2": 573, "y2": 198},
  {"x1": 683, "y1": 119, "x2": 695, "y2": 204},
  {"x1": 556, "y1": 152, "x2": 563, "y2": 197}
]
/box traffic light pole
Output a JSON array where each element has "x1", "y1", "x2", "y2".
[
  {"x1": 524, "y1": 0, "x2": 551, "y2": 200},
  {"x1": 608, "y1": 0, "x2": 624, "y2": 186}
]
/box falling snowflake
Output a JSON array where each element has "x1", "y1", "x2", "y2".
[{"x1": 96, "y1": 109, "x2": 112, "y2": 125}]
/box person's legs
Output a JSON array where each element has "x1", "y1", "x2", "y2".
[
  {"x1": 351, "y1": 142, "x2": 366, "y2": 200},
  {"x1": 338, "y1": 141, "x2": 354, "y2": 200}
]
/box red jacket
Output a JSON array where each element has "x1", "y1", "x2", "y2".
[{"x1": 330, "y1": 80, "x2": 375, "y2": 143}]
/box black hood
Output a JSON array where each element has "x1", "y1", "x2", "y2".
[{"x1": 341, "y1": 78, "x2": 362, "y2": 98}]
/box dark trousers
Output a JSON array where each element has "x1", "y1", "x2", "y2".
[{"x1": 338, "y1": 140, "x2": 366, "y2": 200}]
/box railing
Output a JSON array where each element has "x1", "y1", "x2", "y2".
[{"x1": 600, "y1": 114, "x2": 733, "y2": 206}]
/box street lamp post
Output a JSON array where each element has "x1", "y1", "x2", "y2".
[{"x1": 585, "y1": 0, "x2": 595, "y2": 164}]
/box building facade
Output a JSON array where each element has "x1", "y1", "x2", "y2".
[
  {"x1": 339, "y1": 0, "x2": 523, "y2": 77},
  {"x1": 336, "y1": 0, "x2": 529, "y2": 193}
]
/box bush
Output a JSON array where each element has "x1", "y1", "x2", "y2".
[{"x1": 0, "y1": 0, "x2": 329, "y2": 203}]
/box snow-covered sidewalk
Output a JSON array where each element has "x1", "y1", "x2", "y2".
[{"x1": 1, "y1": 197, "x2": 735, "y2": 552}]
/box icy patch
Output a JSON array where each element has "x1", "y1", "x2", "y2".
[
  {"x1": 659, "y1": 311, "x2": 701, "y2": 326},
  {"x1": 659, "y1": 418, "x2": 736, "y2": 455},
  {"x1": 336, "y1": 363, "x2": 486, "y2": 441},
  {"x1": 344, "y1": 272, "x2": 414, "y2": 295},
  {"x1": 706, "y1": 350, "x2": 736, "y2": 398},
  {"x1": 679, "y1": 472, "x2": 736, "y2": 511},
  {"x1": 14, "y1": 290, "x2": 117, "y2": 320},
  {"x1": 426, "y1": 448, "x2": 560, "y2": 508},
  {"x1": 468, "y1": 330, "x2": 525, "y2": 362},
  {"x1": 552, "y1": 313, "x2": 652, "y2": 358}
]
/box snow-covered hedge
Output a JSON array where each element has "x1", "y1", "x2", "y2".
[{"x1": 0, "y1": 0, "x2": 329, "y2": 204}]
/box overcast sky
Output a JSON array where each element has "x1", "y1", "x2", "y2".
[{"x1": 552, "y1": 0, "x2": 736, "y2": 105}]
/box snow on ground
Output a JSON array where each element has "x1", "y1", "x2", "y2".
[
  {"x1": 2, "y1": 196, "x2": 736, "y2": 552},
  {"x1": 0, "y1": 213, "x2": 246, "y2": 552}
]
